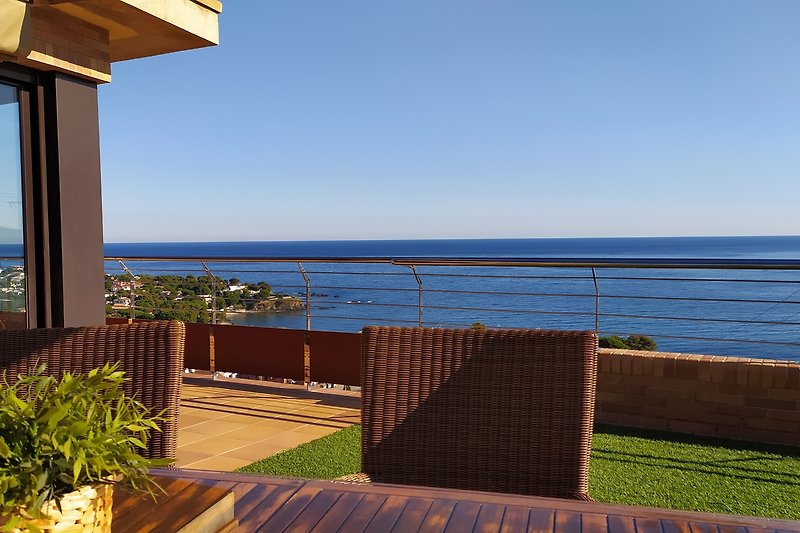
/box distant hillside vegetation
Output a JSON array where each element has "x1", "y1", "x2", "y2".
[{"x1": 105, "y1": 274, "x2": 303, "y2": 323}]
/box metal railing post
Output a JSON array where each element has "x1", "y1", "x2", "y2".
[
  {"x1": 591, "y1": 267, "x2": 599, "y2": 335},
  {"x1": 298, "y1": 262, "x2": 311, "y2": 331},
  {"x1": 200, "y1": 262, "x2": 217, "y2": 377},
  {"x1": 201, "y1": 262, "x2": 217, "y2": 325},
  {"x1": 117, "y1": 260, "x2": 136, "y2": 323},
  {"x1": 407, "y1": 265, "x2": 423, "y2": 327},
  {"x1": 298, "y1": 262, "x2": 312, "y2": 388}
]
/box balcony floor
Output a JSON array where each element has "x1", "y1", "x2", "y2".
[{"x1": 176, "y1": 375, "x2": 360, "y2": 471}]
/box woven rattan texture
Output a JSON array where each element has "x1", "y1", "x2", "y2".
[
  {"x1": 0, "y1": 321, "x2": 185, "y2": 461},
  {"x1": 360, "y1": 326, "x2": 597, "y2": 500}
]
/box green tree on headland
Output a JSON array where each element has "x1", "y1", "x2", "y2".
[
  {"x1": 104, "y1": 274, "x2": 287, "y2": 323},
  {"x1": 599, "y1": 335, "x2": 657, "y2": 351}
]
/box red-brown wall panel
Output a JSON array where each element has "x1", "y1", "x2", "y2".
[
  {"x1": 184, "y1": 322, "x2": 211, "y2": 370},
  {"x1": 309, "y1": 331, "x2": 361, "y2": 386},
  {"x1": 213, "y1": 324, "x2": 304, "y2": 380},
  {"x1": 105, "y1": 318, "x2": 210, "y2": 370}
]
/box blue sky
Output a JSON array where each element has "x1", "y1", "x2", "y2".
[{"x1": 99, "y1": 1, "x2": 800, "y2": 242}]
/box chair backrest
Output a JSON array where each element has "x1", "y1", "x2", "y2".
[
  {"x1": 360, "y1": 326, "x2": 598, "y2": 499},
  {"x1": 0, "y1": 320, "x2": 185, "y2": 461}
]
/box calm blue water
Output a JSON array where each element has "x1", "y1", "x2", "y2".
[
  {"x1": 106, "y1": 236, "x2": 800, "y2": 260},
  {"x1": 105, "y1": 236, "x2": 800, "y2": 362}
]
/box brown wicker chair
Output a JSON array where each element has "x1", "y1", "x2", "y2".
[
  {"x1": 349, "y1": 326, "x2": 598, "y2": 500},
  {"x1": 0, "y1": 320, "x2": 185, "y2": 461}
]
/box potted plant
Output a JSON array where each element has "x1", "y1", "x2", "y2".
[{"x1": 0, "y1": 363, "x2": 170, "y2": 532}]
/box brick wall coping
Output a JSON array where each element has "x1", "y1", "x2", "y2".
[{"x1": 598, "y1": 347, "x2": 800, "y2": 367}]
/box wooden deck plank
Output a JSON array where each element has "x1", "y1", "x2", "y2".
[
  {"x1": 113, "y1": 477, "x2": 192, "y2": 522},
  {"x1": 283, "y1": 489, "x2": 343, "y2": 533},
  {"x1": 716, "y1": 527, "x2": 748, "y2": 533},
  {"x1": 310, "y1": 492, "x2": 365, "y2": 533},
  {"x1": 527, "y1": 508, "x2": 555, "y2": 533},
  {"x1": 137, "y1": 480, "x2": 235, "y2": 533},
  {"x1": 500, "y1": 505, "x2": 530, "y2": 533},
  {"x1": 387, "y1": 496, "x2": 434, "y2": 532},
  {"x1": 443, "y1": 501, "x2": 483, "y2": 532},
  {"x1": 472, "y1": 503, "x2": 505, "y2": 533},
  {"x1": 114, "y1": 479, "x2": 234, "y2": 533},
  {"x1": 336, "y1": 493, "x2": 388, "y2": 532},
  {"x1": 662, "y1": 519, "x2": 692, "y2": 533},
  {"x1": 255, "y1": 485, "x2": 322, "y2": 532},
  {"x1": 227, "y1": 482, "x2": 275, "y2": 522},
  {"x1": 553, "y1": 509, "x2": 582, "y2": 533},
  {"x1": 114, "y1": 479, "x2": 213, "y2": 532},
  {"x1": 417, "y1": 499, "x2": 457, "y2": 532},
  {"x1": 582, "y1": 512, "x2": 611, "y2": 533},
  {"x1": 634, "y1": 517, "x2": 667, "y2": 533},
  {"x1": 363, "y1": 495, "x2": 409, "y2": 532},
  {"x1": 235, "y1": 483, "x2": 302, "y2": 531},
  {"x1": 689, "y1": 522, "x2": 721, "y2": 533},
  {"x1": 607, "y1": 514, "x2": 636, "y2": 533}
]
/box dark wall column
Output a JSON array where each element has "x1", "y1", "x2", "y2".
[{"x1": 42, "y1": 72, "x2": 105, "y2": 327}]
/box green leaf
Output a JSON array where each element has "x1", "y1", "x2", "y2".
[
  {"x1": 35, "y1": 472, "x2": 46, "y2": 491},
  {"x1": 0, "y1": 436, "x2": 10, "y2": 459},
  {"x1": 10, "y1": 394, "x2": 29, "y2": 412},
  {"x1": 43, "y1": 405, "x2": 68, "y2": 428},
  {"x1": 34, "y1": 376, "x2": 51, "y2": 397},
  {"x1": 69, "y1": 421, "x2": 89, "y2": 436},
  {"x1": 73, "y1": 458, "x2": 82, "y2": 483},
  {"x1": 4, "y1": 515, "x2": 20, "y2": 531}
]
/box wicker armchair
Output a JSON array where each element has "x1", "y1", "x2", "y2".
[
  {"x1": 347, "y1": 326, "x2": 598, "y2": 500},
  {"x1": 0, "y1": 320, "x2": 185, "y2": 461}
]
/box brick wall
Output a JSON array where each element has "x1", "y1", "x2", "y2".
[{"x1": 596, "y1": 348, "x2": 800, "y2": 447}]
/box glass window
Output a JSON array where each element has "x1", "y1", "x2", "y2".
[{"x1": 0, "y1": 83, "x2": 26, "y2": 328}]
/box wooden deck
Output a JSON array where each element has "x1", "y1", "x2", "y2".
[{"x1": 113, "y1": 468, "x2": 800, "y2": 532}]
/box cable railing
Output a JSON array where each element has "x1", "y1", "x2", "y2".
[{"x1": 103, "y1": 256, "x2": 800, "y2": 361}]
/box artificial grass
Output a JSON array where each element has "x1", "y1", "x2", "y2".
[
  {"x1": 237, "y1": 424, "x2": 361, "y2": 479},
  {"x1": 236, "y1": 424, "x2": 800, "y2": 520},
  {"x1": 590, "y1": 425, "x2": 800, "y2": 520}
]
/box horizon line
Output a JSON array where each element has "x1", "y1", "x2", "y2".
[{"x1": 103, "y1": 234, "x2": 800, "y2": 245}]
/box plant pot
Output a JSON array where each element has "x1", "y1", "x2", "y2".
[{"x1": 10, "y1": 483, "x2": 114, "y2": 533}]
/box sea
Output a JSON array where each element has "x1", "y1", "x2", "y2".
[{"x1": 104, "y1": 236, "x2": 800, "y2": 362}]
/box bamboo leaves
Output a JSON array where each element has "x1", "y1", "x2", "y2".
[{"x1": 0, "y1": 363, "x2": 167, "y2": 525}]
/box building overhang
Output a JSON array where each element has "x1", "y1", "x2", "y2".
[
  {"x1": 1, "y1": 0, "x2": 222, "y2": 83},
  {"x1": 45, "y1": 0, "x2": 221, "y2": 62}
]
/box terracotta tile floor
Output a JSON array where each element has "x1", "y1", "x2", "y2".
[{"x1": 176, "y1": 375, "x2": 361, "y2": 471}]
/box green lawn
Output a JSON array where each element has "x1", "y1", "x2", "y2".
[
  {"x1": 590, "y1": 425, "x2": 800, "y2": 519},
  {"x1": 238, "y1": 424, "x2": 362, "y2": 480},
  {"x1": 236, "y1": 424, "x2": 800, "y2": 520}
]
